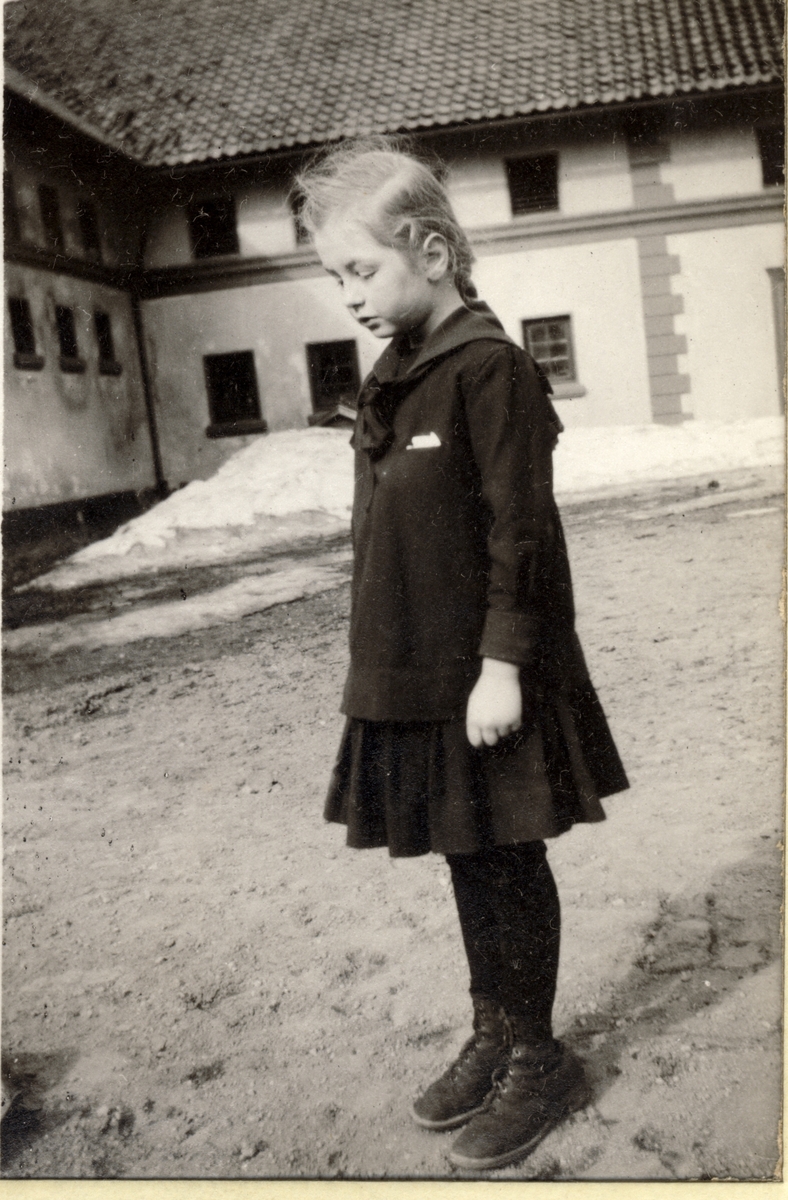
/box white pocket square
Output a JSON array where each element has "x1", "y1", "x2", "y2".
[{"x1": 406, "y1": 432, "x2": 442, "y2": 449}]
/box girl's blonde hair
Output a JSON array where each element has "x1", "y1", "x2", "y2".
[{"x1": 294, "y1": 136, "x2": 478, "y2": 303}]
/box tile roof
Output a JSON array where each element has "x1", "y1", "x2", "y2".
[{"x1": 5, "y1": 0, "x2": 784, "y2": 167}]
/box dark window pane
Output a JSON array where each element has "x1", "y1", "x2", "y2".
[
  {"x1": 38, "y1": 184, "x2": 64, "y2": 251},
  {"x1": 757, "y1": 126, "x2": 785, "y2": 187},
  {"x1": 77, "y1": 199, "x2": 102, "y2": 258},
  {"x1": 289, "y1": 192, "x2": 309, "y2": 244},
  {"x1": 522, "y1": 315, "x2": 576, "y2": 381},
  {"x1": 187, "y1": 197, "x2": 239, "y2": 258},
  {"x1": 505, "y1": 155, "x2": 559, "y2": 215},
  {"x1": 204, "y1": 351, "x2": 261, "y2": 425},
  {"x1": 4, "y1": 173, "x2": 21, "y2": 245},
  {"x1": 55, "y1": 305, "x2": 79, "y2": 359},
  {"x1": 94, "y1": 311, "x2": 115, "y2": 360},
  {"x1": 306, "y1": 341, "x2": 360, "y2": 410},
  {"x1": 8, "y1": 297, "x2": 36, "y2": 355}
]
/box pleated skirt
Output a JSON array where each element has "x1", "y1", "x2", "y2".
[{"x1": 325, "y1": 683, "x2": 629, "y2": 857}]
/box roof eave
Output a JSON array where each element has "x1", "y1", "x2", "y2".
[
  {"x1": 4, "y1": 63, "x2": 144, "y2": 165},
  {"x1": 146, "y1": 78, "x2": 785, "y2": 174}
]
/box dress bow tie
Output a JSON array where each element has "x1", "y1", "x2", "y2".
[{"x1": 355, "y1": 381, "x2": 406, "y2": 461}]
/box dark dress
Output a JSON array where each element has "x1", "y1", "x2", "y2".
[{"x1": 325, "y1": 305, "x2": 628, "y2": 857}]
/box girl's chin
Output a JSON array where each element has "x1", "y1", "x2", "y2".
[{"x1": 363, "y1": 320, "x2": 395, "y2": 338}]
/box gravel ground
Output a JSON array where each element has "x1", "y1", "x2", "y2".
[{"x1": 2, "y1": 467, "x2": 783, "y2": 1182}]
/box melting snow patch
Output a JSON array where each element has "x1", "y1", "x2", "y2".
[{"x1": 25, "y1": 416, "x2": 784, "y2": 593}]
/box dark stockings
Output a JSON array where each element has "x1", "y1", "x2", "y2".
[{"x1": 446, "y1": 841, "x2": 560, "y2": 1045}]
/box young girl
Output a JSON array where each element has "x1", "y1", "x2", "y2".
[{"x1": 295, "y1": 139, "x2": 628, "y2": 1172}]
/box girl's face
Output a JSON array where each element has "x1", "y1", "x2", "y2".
[{"x1": 314, "y1": 216, "x2": 442, "y2": 339}]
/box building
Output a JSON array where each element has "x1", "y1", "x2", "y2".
[{"x1": 4, "y1": 0, "x2": 784, "y2": 523}]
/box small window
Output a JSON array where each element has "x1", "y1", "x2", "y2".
[
  {"x1": 203, "y1": 350, "x2": 267, "y2": 437},
  {"x1": 77, "y1": 199, "x2": 102, "y2": 259},
  {"x1": 38, "y1": 184, "x2": 64, "y2": 252},
  {"x1": 8, "y1": 297, "x2": 44, "y2": 369},
  {"x1": 307, "y1": 341, "x2": 360, "y2": 412},
  {"x1": 4, "y1": 172, "x2": 21, "y2": 246},
  {"x1": 757, "y1": 126, "x2": 785, "y2": 187},
  {"x1": 289, "y1": 192, "x2": 309, "y2": 245},
  {"x1": 187, "y1": 197, "x2": 239, "y2": 258},
  {"x1": 522, "y1": 316, "x2": 586, "y2": 398},
  {"x1": 94, "y1": 311, "x2": 122, "y2": 375},
  {"x1": 55, "y1": 304, "x2": 85, "y2": 372},
  {"x1": 505, "y1": 155, "x2": 559, "y2": 215}
]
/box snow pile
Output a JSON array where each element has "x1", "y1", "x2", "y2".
[
  {"x1": 554, "y1": 416, "x2": 784, "y2": 495},
  {"x1": 27, "y1": 416, "x2": 783, "y2": 592},
  {"x1": 6, "y1": 553, "x2": 352, "y2": 655},
  {"x1": 80, "y1": 426, "x2": 354, "y2": 553}
]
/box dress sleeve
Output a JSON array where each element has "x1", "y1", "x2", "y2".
[{"x1": 461, "y1": 343, "x2": 563, "y2": 668}]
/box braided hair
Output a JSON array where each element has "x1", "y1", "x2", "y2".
[{"x1": 294, "y1": 136, "x2": 478, "y2": 303}]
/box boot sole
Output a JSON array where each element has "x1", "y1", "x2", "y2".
[
  {"x1": 447, "y1": 1079, "x2": 591, "y2": 1170},
  {"x1": 411, "y1": 1098, "x2": 488, "y2": 1131}
]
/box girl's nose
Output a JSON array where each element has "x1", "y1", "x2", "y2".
[{"x1": 343, "y1": 281, "x2": 364, "y2": 310}]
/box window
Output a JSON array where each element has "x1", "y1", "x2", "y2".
[
  {"x1": 55, "y1": 305, "x2": 85, "y2": 372},
  {"x1": 289, "y1": 192, "x2": 309, "y2": 245},
  {"x1": 77, "y1": 199, "x2": 102, "y2": 259},
  {"x1": 757, "y1": 126, "x2": 785, "y2": 187},
  {"x1": 522, "y1": 316, "x2": 586, "y2": 398},
  {"x1": 187, "y1": 197, "x2": 239, "y2": 258},
  {"x1": 4, "y1": 172, "x2": 21, "y2": 246},
  {"x1": 203, "y1": 351, "x2": 267, "y2": 437},
  {"x1": 307, "y1": 341, "x2": 360, "y2": 413},
  {"x1": 505, "y1": 155, "x2": 559, "y2": 215},
  {"x1": 38, "y1": 184, "x2": 64, "y2": 252},
  {"x1": 94, "y1": 311, "x2": 122, "y2": 375},
  {"x1": 8, "y1": 298, "x2": 44, "y2": 369}
]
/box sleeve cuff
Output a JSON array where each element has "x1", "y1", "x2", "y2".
[{"x1": 478, "y1": 610, "x2": 538, "y2": 667}]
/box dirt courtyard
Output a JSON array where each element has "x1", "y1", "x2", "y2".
[{"x1": 2, "y1": 467, "x2": 784, "y2": 1181}]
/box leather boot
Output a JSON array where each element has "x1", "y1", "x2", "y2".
[
  {"x1": 448, "y1": 1038, "x2": 590, "y2": 1169},
  {"x1": 411, "y1": 996, "x2": 510, "y2": 1130}
]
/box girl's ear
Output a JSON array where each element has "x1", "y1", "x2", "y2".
[{"x1": 421, "y1": 232, "x2": 451, "y2": 282}]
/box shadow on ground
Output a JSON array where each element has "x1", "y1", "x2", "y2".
[
  {"x1": 563, "y1": 844, "x2": 780, "y2": 1093},
  {"x1": 2, "y1": 844, "x2": 780, "y2": 1179}
]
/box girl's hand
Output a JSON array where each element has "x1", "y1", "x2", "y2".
[{"x1": 466, "y1": 658, "x2": 522, "y2": 747}]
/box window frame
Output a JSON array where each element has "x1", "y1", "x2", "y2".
[
  {"x1": 187, "y1": 196, "x2": 240, "y2": 259},
  {"x1": 505, "y1": 154, "x2": 560, "y2": 216},
  {"x1": 4, "y1": 172, "x2": 22, "y2": 247},
  {"x1": 94, "y1": 310, "x2": 122, "y2": 375},
  {"x1": 38, "y1": 184, "x2": 64, "y2": 253},
  {"x1": 289, "y1": 192, "x2": 310, "y2": 246},
  {"x1": 521, "y1": 314, "x2": 586, "y2": 399},
  {"x1": 756, "y1": 126, "x2": 785, "y2": 188},
  {"x1": 54, "y1": 304, "x2": 86, "y2": 373},
  {"x1": 203, "y1": 349, "x2": 267, "y2": 438},
  {"x1": 8, "y1": 297, "x2": 44, "y2": 370},
  {"x1": 77, "y1": 198, "x2": 103, "y2": 261}
]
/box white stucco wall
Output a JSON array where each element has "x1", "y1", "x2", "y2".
[
  {"x1": 144, "y1": 131, "x2": 635, "y2": 269},
  {"x1": 144, "y1": 187, "x2": 299, "y2": 267},
  {"x1": 4, "y1": 264, "x2": 156, "y2": 509},
  {"x1": 141, "y1": 232, "x2": 652, "y2": 490},
  {"x1": 140, "y1": 275, "x2": 381, "y2": 485},
  {"x1": 474, "y1": 237, "x2": 652, "y2": 427},
  {"x1": 237, "y1": 186, "x2": 298, "y2": 257},
  {"x1": 661, "y1": 127, "x2": 765, "y2": 202},
  {"x1": 670, "y1": 222, "x2": 784, "y2": 422}
]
